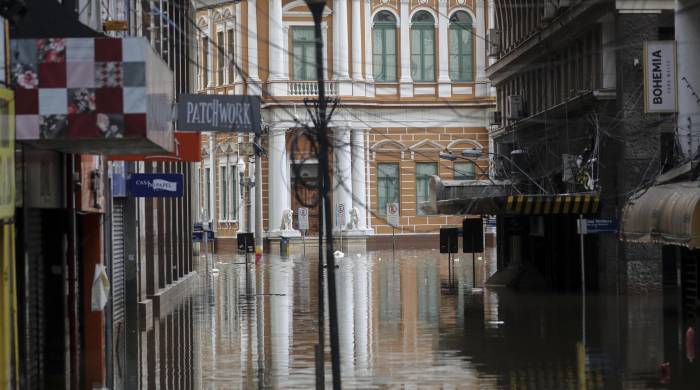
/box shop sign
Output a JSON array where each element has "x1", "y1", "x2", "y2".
[
  {"x1": 176, "y1": 94, "x2": 261, "y2": 133},
  {"x1": 127, "y1": 173, "x2": 183, "y2": 197},
  {"x1": 0, "y1": 88, "x2": 14, "y2": 220},
  {"x1": 644, "y1": 40, "x2": 677, "y2": 113},
  {"x1": 108, "y1": 132, "x2": 201, "y2": 162}
]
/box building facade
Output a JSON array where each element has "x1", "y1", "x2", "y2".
[{"x1": 194, "y1": 0, "x2": 496, "y2": 249}]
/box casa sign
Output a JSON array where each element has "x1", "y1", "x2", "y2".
[
  {"x1": 644, "y1": 40, "x2": 677, "y2": 113},
  {"x1": 176, "y1": 94, "x2": 261, "y2": 133}
]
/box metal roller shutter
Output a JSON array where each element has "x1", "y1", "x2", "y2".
[{"x1": 111, "y1": 198, "x2": 126, "y2": 389}]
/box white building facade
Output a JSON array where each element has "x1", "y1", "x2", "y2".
[{"x1": 195, "y1": 0, "x2": 495, "y2": 249}]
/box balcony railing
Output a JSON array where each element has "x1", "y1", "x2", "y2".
[{"x1": 287, "y1": 81, "x2": 338, "y2": 96}]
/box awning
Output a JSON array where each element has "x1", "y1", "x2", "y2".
[
  {"x1": 423, "y1": 175, "x2": 601, "y2": 216},
  {"x1": 505, "y1": 194, "x2": 600, "y2": 215},
  {"x1": 621, "y1": 181, "x2": 700, "y2": 249}
]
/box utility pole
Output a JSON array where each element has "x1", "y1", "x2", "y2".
[
  {"x1": 304, "y1": 1, "x2": 341, "y2": 389},
  {"x1": 254, "y1": 132, "x2": 264, "y2": 257}
]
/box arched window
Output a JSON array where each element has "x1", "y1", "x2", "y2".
[
  {"x1": 410, "y1": 11, "x2": 435, "y2": 82},
  {"x1": 373, "y1": 11, "x2": 398, "y2": 82},
  {"x1": 449, "y1": 11, "x2": 473, "y2": 81}
]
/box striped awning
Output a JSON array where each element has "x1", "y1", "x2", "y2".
[{"x1": 505, "y1": 194, "x2": 600, "y2": 215}]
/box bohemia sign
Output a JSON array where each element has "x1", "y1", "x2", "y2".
[
  {"x1": 176, "y1": 95, "x2": 261, "y2": 133},
  {"x1": 644, "y1": 41, "x2": 677, "y2": 113}
]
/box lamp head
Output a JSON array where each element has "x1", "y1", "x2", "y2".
[
  {"x1": 461, "y1": 148, "x2": 483, "y2": 158},
  {"x1": 439, "y1": 151, "x2": 457, "y2": 161}
]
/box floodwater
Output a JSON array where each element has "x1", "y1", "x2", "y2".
[{"x1": 171, "y1": 244, "x2": 697, "y2": 389}]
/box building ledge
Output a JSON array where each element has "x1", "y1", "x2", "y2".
[
  {"x1": 491, "y1": 89, "x2": 617, "y2": 140},
  {"x1": 486, "y1": 0, "x2": 611, "y2": 84}
]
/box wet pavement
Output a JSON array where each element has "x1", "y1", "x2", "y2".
[{"x1": 168, "y1": 245, "x2": 691, "y2": 389}]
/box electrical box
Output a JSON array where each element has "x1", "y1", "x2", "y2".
[
  {"x1": 487, "y1": 28, "x2": 501, "y2": 57},
  {"x1": 507, "y1": 95, "x2": 525, "y2": 120}
]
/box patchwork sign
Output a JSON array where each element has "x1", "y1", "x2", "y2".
[
  {"x1": 10, "y1": 37, "x2": 174, "y2": 153},
  {"x1": 176, "y1": 94, "x2": 261, "y2": 133}
]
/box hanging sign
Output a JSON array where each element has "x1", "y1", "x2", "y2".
[
  {"x1": 127, "y1": 173, "x2": 183, "y2": 197},
  {"x1": 176, "y1": 94, "x2": 261, "y2": 133},
  {"x1": 644, "y1": 40, "x2": 677, "y2": 113},
  {"x1": 386, "y1": 203, "x2": 400, "y2": 228},
  {"x1": 297, "y1": 207, "x2": 309, "y2": 231}
]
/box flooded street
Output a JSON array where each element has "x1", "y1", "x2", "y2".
[{"x1": 176, "y1": 245, "x2": 681, "y2": 390}]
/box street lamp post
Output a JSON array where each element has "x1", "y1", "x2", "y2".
[{"x1": 303, "y1": 1, "x2": 341, "y2": 389}]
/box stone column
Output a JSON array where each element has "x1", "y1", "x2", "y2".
[
  {"x1": 268, "y1": 0, "x2": 286, "y2": 96},
  {"x1": 247, "y1": 0, "x2": 261, "y2": 94},
  {"x1": 363, "y1": 0, "x2": 375, "y2": 97},
  {"x1": 677, "y1": 0, "x2": 700, "y2": 158},
  {"x1": 351, "y1": 128, "x2": 370, "y2": 231},
  {"x1": 351, "y1": 0, "x2": 364, "y2": 95},
  {"x1": 437, "y1": 0, "x2": 451, "y2": 97},
  {"x1": 475, "y1": 0, "x2": 487, "y2": 96},
  {"x1": 334, "y1": 0, "x2": 352, "y2": 95},
  {"x1": 333, "y1": 127, "x2": 353, "y2": 233},
  {"x1": 268, "y1": 127, "x2": 292, "y2": 235},
  {"x1": 399, "y1": 0, "x2": 413, "y2": 97}
]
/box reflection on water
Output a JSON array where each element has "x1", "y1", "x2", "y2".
[{"x1": 183, "y1": 248, "x2": 678, "y2": 389}]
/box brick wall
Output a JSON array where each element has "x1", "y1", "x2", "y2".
[{"x1": 368, "y1": 126, "x2": 490, "y2": 234}]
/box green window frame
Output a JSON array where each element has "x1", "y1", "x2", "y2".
[
  {"x1": 410, "y1": 11, "x2": 435, "y2": 82},
  {"x1": 217, "y1": 31, "x2": 225, "y2": 85},
  {"x1": 377, "y1": 163, "x2": 400, "y2": 216},
  {"x1": 219, "y1": 165, "x2": 227, "y2": 220},
  {"x1": 229, "y1": 165, "x2": 238, "y2": 220},
  {"x1": 448, "y1": 11, "x2": 474, "y2": 81},
  {"x1": 373, "y1": 11, "x2": 397, "y2": 82},
  {"x1": 204, "y1": 167, "x2": 211, "y2": 219},
  {"x1": 227, "y1": 28, "x2": 235, "y2": 83},
  {"x1": 291, "y1": 26, "x2": 317, "y2": 81},
  {"x1": 416, "y1": 162, "x2": 437, "y2": 215},
  {"x1": 454, "y1": 161, "x2": 476, "y2": 180},
  {"x1": 202, "y1": 36, "x2": 209, "y2": 87}
]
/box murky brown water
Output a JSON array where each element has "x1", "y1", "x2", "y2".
[{"x1": 181, "y1": 246, "x2": 692, "y2": 389}]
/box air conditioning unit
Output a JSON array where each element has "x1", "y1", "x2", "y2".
[
  {"x1": 507, "y1": 95, "x2": 525, "y2": 120},
  {"x1": 542, "y1": 1, "x2": 557, "y2": 22},
  {"x1": 490, "y1": 111, "x2": 502, "y2": 126},
  {"x1": 487, "y1": 29, "x2": 501, "y2": 57}
]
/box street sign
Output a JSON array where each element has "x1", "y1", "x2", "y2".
[
  {"x1": 297, "y1": 207, "x2": 309, "y2": 230},
  {"x1": 126, "y1": 173, "x2": 183, "y2": 197},
  {"x1": 463, "y1": 218, "x2": 484, "y2": 253},
  {"x1": 578, "y1": 218, "x2": 618, "y2": 234},
  {"x1": 336, "y1": 203, "x2": 346, "y2": 228},
  {"x1": 237, "y1": 232, "x2": 255, "y2": 253},
  {"x1": 103, "y1": 20, "x2": 128, "y2": 31},
  {"x1": 193, "y1": 223, "x2": 214, "y2": 242},
  {"x1": 386, "y1": 203, "x2": 399, "y2": 227},
  {"x1": 176, "y1": 94, "x2": 261, "y2": 133},
  {"x1": 440, "y1": 228, "x2": 459, "y2": 254}
]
